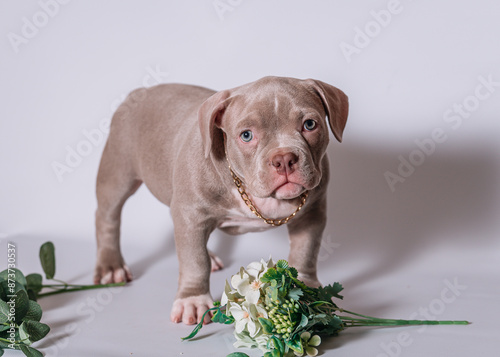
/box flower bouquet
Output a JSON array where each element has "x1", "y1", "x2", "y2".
[{"x1": 183, "y1": 258, "x2": 469, "y2": 357}]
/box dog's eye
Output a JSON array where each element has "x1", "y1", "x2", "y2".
[
  {"x1": 303, "y1": 119, "x2": 317, "y2": 131},
  {"x1": 240, "y1": 130, "x2": 253, "y2": 142}
]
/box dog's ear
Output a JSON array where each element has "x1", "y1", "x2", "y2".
[
  {"x1": 305, "y1": 79, "x2": 349, "y2": 143},
  {"x1": 198, "y1": 90, "x2": 231, "y2": 160}
]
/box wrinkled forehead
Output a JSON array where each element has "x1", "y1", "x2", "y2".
[{"x1": 224, "y1": 79, "x2": 325, "y2": 129}]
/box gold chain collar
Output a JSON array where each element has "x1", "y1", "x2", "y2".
[{"x1": 226, "y1": 158, "x2": 308, "y2": 227}]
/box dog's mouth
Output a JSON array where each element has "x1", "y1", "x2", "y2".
[{"x1": 271, "y1": 181, "x2": 306, "y2": 200}]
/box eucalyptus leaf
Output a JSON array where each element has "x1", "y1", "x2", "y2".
[
  {"x1": 0, "y1": 269, "x2": 27, "y2": 288},
  {"x1": 0, "y1": 330, "x2": 21, "y2": 349},
  {"x1": 0, "y1": 281, "x2": 25, "y2": 302},
  {"x1": 14, "y1": 289, "x2": 30, "y2": 322},
  {"x1": 39, "y1": 242, "x2": 56, "y2": 280},
  {"x1": 22, "y1": 320, "x2": 50, "y2": 342},
  {"x1": 226, "y1": 353, "x2": 250, "y2": 357},
  {"x1": 23, "y1": 301, "x2": 43, "y2": 322},
  {"x1": 27, "y1": 290, "x2": 37, "y2": 302},
  {"x1": 19, "y1": 322, "x2": 32, "y2": 346},
  {"x1": 25, "y1": 274, "x2": 42, "y2": 295},
  {"x1": 19, "y1": 345, "x2": 44, "y2": 357},
  {"x1": 0, "y1": 300, "x2": 9, "y2": 324}
]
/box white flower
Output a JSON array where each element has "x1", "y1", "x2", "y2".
[
  {"x1": 229, "y1": 302, "x2": 258, "y2": 337},
  {"x1": 229, "y1": 301, "x2": 268, "y2": 338},
  {"x1": 233, "y1": 329, "x2": 271, "y2": 353},
  {"x1": 231, "y1": 257, "x2": 274, "y2": 304},
  {"x1": 221, "y1": 279, "x2": 243, "y2": 307},
  {"x1": 246, "y1": 257, "x2": 274, "y2": 279}
]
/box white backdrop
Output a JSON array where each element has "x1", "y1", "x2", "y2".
[{"x1": 1, "y1": 1, "x2": 499, "y2": 356}]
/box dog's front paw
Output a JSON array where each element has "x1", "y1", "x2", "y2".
[
  {"x1": 298, "y1": 274, "x2": 322, "y2": 289},
  {"x1": 170, "y1": 293, "x2": 214, "y2": 325},
  {"x1": 94, "y1": 247, "x2": 133, "y2": 285}
]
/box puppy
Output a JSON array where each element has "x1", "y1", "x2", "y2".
[{"x1": 93, "y1": 76, "x2": 348, "y2": 325}]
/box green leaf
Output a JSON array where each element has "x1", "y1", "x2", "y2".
[
  {"x1": 27, "y1": 290, "x2": 37, "y2": 302},
  {"x1": 19, "y1": 345, "x2": 43, "y2": 357},
  {"x1": 316, "y1": 283, "x2": 344, "y2": 302},
  {"x1": 14, "y1": 289, "x2": 30, "y2": 322},
  {"x1": 23, "y1": 301, "x2": 43, "y2": 322},
  {"x1": 271, "y1": 285, "x2": 279, "y2": 301},
  {"x1": 0, "y1": 330, "x2": 21, "y2": 349},
  {"x1": 0, "y1": 280, "x2": 25, "y2": 302},
  {"x1": 0, "y1": 347, "x2": 4, "y2": 356},
  {"x1": 0, "y1": 269, "x2": 27, "y2": 288},
  {"x1": 0, "y1": 324, "x2": 9, "y2": 332},
  {"x1": 25, "y1": 274, "x2": 42, "y2": 295},
  {"x1": 261, "y1": 268, "x2": 281, "y2": 283},
  {"x1": 181, "y1": 306, "x2": 220, "y2": 340},
  {"x1": 0, "y1": 300, "x2": 9, "y2": 324},
  {"x1": 288, "y1": 267, "x2": 298, "y2": 278},
  {"x1": 39, "y1": 242, "x2": 56, "y2": 279},
  {"x1": 288, "y1": 287, "x2": 303, "y2": 301},
  {"x1": 276, "y1": 260, "x2": 289, "y2": 270},
  {"x1": 268, "y1": 336, "x2": 284, "y2": 356},
  {"x1": 19, "y1": 322, "x2": 32, "y2": 346},
  {"x1": 226, "y1": 353, "x2": 250, "y2": 357},
  {"x1": 298, "y1": 314, "x2": 308, "y2": 329},
  {"x1": 285, "y1": 333, "x2": 304, "y2": 354},
  {"x1": 211, "y1": 307, "x2": 235, "y2": 325},
  {"x1": 21, "y1": 320, "x2": 50, "y2": 342},
  {"x1": 258, "y1": 317, "x2": 274, "y2": 334}
]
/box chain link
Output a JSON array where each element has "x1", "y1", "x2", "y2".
[{"x1": 228, "y1": 167, "x2": 308, "y2": 227}]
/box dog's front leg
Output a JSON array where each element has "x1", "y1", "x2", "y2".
[
  {"x1": 169, "y1": 206, "x2": 215, "y2": 325},
  {"x1": 286, "y1": 197, "x2": 327, "y2": 288}
]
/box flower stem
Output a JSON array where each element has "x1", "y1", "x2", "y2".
[
  {"x1": 37, "y1": 282, "x2": 126, "y2": 298},
  {"x1": 339, "y1": 309, "x2": 470, "y2": 326}
]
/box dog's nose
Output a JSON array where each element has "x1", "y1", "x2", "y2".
[{"x1": 272, "y1": 152, "x2": 298, "y2": 175}]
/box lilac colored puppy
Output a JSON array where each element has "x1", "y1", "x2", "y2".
[{"x1": 94, "y1": 76, "x2": 348, "y2": 325}]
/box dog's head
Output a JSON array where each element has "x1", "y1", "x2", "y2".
[{"x1": 199, "y1": 76, "x2": 348, "y2": 200}]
